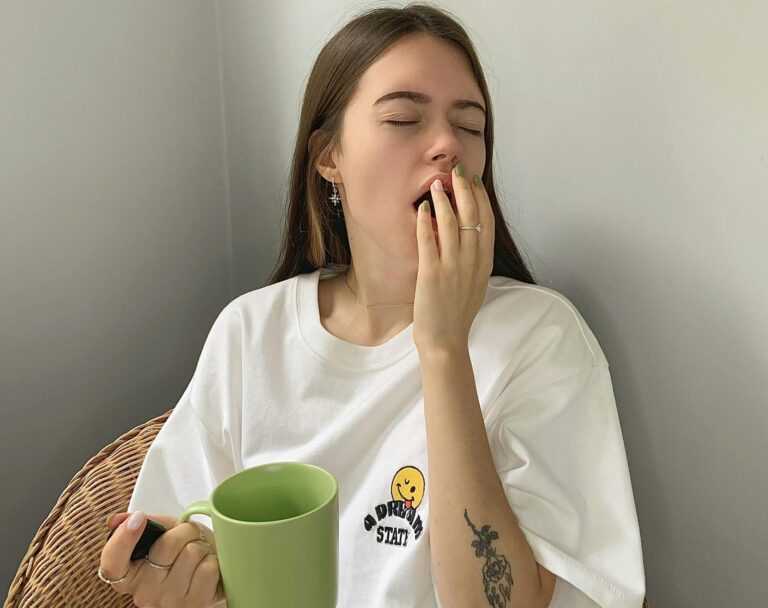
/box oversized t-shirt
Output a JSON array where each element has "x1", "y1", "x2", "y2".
[{"x1": 128, "y1": 266, "x2": 647, "y2": 607}]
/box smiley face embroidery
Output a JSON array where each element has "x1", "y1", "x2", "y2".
[{"x1": 391, "y1": 466, "x2": 425, "y2": 510}]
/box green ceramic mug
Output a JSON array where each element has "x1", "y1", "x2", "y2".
[{"x1": 178, "y1": 461, "x2": 338, "y2": 608}]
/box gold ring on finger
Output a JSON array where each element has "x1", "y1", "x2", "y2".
[{"x1": 459, "y1": 223, "x2": 483, "y2": 232}]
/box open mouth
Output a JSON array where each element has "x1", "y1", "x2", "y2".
[{"x1": 412, "y1": 190, "x2": 456, "y2": 217}]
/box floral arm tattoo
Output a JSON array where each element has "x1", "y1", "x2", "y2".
[{"x1": 464, "y1": 509, "x2": 515, "y2": 607}]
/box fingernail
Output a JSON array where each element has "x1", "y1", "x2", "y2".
[
  {"x1": 432, "y1": 178, "x2": 443, "y2": 192},
  {"x1": 455, "y1": 163, "x2": 464, "y2": 177},
  {"x1": 127, "y1": 511, "x2": 146, "y2": 531},
  {"x1": 420, "y1": 200, "x2": 430, "y2": 214},
  {"x1": 473, "y1": 175, "x2": 483, "y2": 188}
]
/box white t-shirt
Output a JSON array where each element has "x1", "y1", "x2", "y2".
[{"x1": 128, "y1": 267, "x2": 646, "y2": 607}]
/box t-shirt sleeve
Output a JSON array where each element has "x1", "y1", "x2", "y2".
[
  {"x1": 486, "y1": 365, "x2": 646, "y2": 608},
  {"x1": 126, "y1": 380, "x2": 238, "y2": 520},
  {"x1": 127, "y1": 301, "x2": 243, "y2": 528},
  {"x1": 482, "y1": 299, "x2": 646, "y2": 608},
  {"x1": 550, "y1": 574, "x2": 609, "y2": 607}
]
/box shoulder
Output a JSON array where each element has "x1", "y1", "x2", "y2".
[
  {"x1": 205, "y1": 273, "x2": 304, "y2": 343},
  {"x1": 477, "y1": 276, "x2": 609, "y2": 369},
  {"x1": 231, "y1": 273, "x2": 300, "y2": 312},
  {"x1": 225, "y1": 272, "x2": 306, "y2": 321}
]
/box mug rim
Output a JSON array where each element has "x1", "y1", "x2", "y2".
[{"x1": 209, "y1": 461, "x2": 338, "y2": 526}]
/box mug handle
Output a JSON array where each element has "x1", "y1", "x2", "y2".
[{"x1": 178, "y1": 500, "x2": 213, "y2": 526}]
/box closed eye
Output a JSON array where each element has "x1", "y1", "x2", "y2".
[{"x1": 385, "y1": 120, "x2": 483, "y2": 137}]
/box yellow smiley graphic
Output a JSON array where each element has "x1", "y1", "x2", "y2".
[{"x1": 391, "y1": 466, "x2": 425, "y2": 510}]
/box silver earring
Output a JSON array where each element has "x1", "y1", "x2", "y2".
[{"x1": 330, "y1": 179, "x2": 341, "y2": 207}]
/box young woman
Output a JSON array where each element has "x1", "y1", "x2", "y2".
[{"x1": 99, "y1": 4, "x2": 645, "y2": 607}]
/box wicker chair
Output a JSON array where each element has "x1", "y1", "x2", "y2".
[
  {"x1": 4, "y1": 409, "x2": 651, "y2": 608},
  {"x1": 4, "y1": 408, "x2": 173, "y2": 608}
]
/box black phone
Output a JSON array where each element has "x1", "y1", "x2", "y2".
[{"x1": 107, "y1": 516, "x2": 168, "y2": 561}]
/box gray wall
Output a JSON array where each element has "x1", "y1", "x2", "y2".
[{"x1": 2, "y1": 1, "x2": 766, "y2": 605}]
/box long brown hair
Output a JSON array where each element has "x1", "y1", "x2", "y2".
[{"x1": 267, "y1": 2, "x2": 538, "y2": 287}]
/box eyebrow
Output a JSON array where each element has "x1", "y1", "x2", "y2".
[{"x1": 373, "y1": 90, "x2": 486, "y2": 117}]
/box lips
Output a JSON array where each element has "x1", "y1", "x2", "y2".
[
  {"x1": 411, "y1": 173, "x2": 457, "y2": 217},
  {"x1": 411, "y1": 173, "x2": 453, "y2": 207}
]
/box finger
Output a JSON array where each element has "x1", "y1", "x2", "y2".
[
  {"x1": 147, "y1": 521, "x2": 213, "y2": 571},
  {"x1": 214, "y1": 580, "x2": 227, "y2": 606},
  {"x1": 416, "y1": 199, "x2": 438, "y2": 263},
  {"x1": 172, "y1": 514, "x2": 217, "y2": 554},
  {"x1": 430, "y1": 178, "x2": 458, "y2": 256},
  {"x1": 105, "y1": 512, "x2": 130, "y2": 530},
  {"x1": 186, "y1": 553, "x2": 226, "y2": 605},
  {"x1": 100, "y1": 560, "x2": 143, "y2": 595},
  {"x1": 149, "y1": 513, "x2": 189, "y2": 530},
  {"x1": 452, "y1": 165, "x2": 479, "y2": 227},
  {"x1": 163, "y1": 539, "x2": 214, "y2": 598},
  {"x1": 186, "y1": 519, "x2": 216, "y2": 554},
  {"x1": 453, "y1": 167, "x2": 482, "y2": 252},
  {"x1": 193, "y1": 521, "x2": 217, "y2": 556},
  {"x1": 469, "y1": 173, "x2": 495, "y2": 270},
  {"x1": 106, "y1": 512, "x2": 179, "y2": 532},
  {"x1": 99, "y1": 512, "x2": 149, "y2": 591}
]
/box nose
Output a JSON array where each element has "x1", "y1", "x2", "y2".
[{"x1": 429, "y1": 120, "x2": 461, "y2": 163}]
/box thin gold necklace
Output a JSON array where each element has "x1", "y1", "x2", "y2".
[{"x1": 343, "y1": 270, "x2": 414, "y2": 309}]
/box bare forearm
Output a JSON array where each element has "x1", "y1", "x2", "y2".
[{"x1": 419, "y1": 346, "x2": 545, "y2": 608}]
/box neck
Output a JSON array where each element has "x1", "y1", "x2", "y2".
[{"x1": 333, "y1": 263, "x2": 416, "y2": 340}]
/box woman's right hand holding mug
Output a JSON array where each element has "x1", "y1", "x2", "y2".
[{"x1": 99, "y1": 511, "x2": 226, "y2": 607}]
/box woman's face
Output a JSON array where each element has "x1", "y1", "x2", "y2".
[{"x1": 330, "y1": 33, "x2": 487, "y2": 268}]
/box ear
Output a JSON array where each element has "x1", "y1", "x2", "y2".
[
  {"x1": 315, "y1": 157, "x2": 340, "y2": 184},
  {"x1": 312, "y1": 134, "x2": 341, "y2": 184}
]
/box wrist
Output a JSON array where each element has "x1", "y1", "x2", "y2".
[{"x1": 416, "y1": 343, "x2": 469, "y2": 365}]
